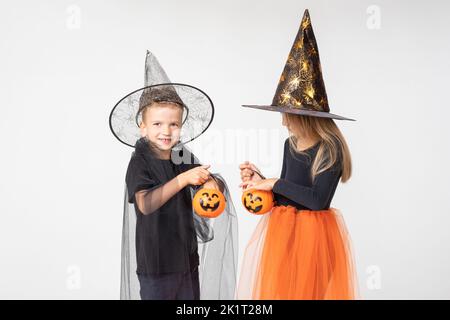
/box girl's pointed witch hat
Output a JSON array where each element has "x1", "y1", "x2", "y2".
[
  {"x1": 243, "y1": 9, "x2": 355, "y2": 121},
  {"x1": 109, "y1": 51, "x2": 215, "y2": 148}
]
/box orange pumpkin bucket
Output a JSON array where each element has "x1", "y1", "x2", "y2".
[
  {"x1": 242, "y1": 189, "x2": 274, "y2": 215},
  {"x1": 193, "y1": 188, "x2": 226, "y2": 218}
]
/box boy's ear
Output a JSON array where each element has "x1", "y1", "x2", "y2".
[{"x1": 139, "y1": 122, "x2": 146, "y2": 137}]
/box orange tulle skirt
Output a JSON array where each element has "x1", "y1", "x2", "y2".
[{"x1": 237, "y1": 205, "x2": 360, "y2": 300}]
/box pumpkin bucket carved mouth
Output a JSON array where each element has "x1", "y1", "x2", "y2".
[
  {"x1": 199, "y1": 196, "x2": 220, "y2": 211},
  {"x1": 243, "y1": 197, "x2": 263, "y2": 213}
]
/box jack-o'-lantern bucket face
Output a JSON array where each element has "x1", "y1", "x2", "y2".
[
  {"x1": 241, "y1": 190, "x2": 274, "y2": 215},
  {"x1": 193, "y1": 188, "x2": 226, "y2": 218}
]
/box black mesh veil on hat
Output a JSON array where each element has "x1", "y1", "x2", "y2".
[
  {"x1": 109, "y1": 51, "x2": 215, "y2": 148},
  {"x1": 112, "y1": 51, "x2": 238, "y2": 300}
]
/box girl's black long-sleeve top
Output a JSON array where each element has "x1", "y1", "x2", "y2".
[{"x1": 272, "y1": 138, "x2": 342, "y2": 211}]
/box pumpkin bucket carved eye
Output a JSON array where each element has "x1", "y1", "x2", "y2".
[
  {"x1": 241, "y1": 190, "x2": 274, "y2": 215},
  {"x1": 193, "y1": 188, "x2": 226, "y2": 218}
]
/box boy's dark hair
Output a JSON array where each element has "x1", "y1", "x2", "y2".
[{"x1": 137, "y1": 86, "x2": 185, "y2": 124}]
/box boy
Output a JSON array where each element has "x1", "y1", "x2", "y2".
[
  {"x1": 110, "y1": 51, "x2": 237, "y2": 300},
  {"x1": 126, "y1": 89, "x2": 221, "y2": 300}
]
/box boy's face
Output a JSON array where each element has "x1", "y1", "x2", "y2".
[{"x1": 139, "y1": 102, "x2": 183, "y2": 152}]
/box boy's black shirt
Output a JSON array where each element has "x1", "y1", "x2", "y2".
[{"x1": 125, "y1": 137, "x2": 200, "y2": 275}]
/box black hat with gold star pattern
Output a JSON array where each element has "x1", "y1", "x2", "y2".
[{"x1": 243, "y1": 9, "x2": 355, "y2": 121}]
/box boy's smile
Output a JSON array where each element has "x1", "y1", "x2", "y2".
[
  {"x1": 139, "y1": 102, "x2": 183, "y2": 158},
  {"x1": 158, "y1": 137, "x2": 172, "y2": 145}
]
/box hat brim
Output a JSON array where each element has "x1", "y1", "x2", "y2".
[
  {"x1": 242, "y1": 104, "x2": 356, "y2": 121},
  {"x1": 110, "y1": 83, "x2": 215, "y2": 148}
]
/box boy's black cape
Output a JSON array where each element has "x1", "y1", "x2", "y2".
[{"x1": 120, "y1": 141, "x2": 238, "y2": 299}]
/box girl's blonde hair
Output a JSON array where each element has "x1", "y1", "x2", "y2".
[{"x1": 283, "y1": 113, "x2": 352, "y2": 183}]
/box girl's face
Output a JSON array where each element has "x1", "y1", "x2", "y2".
[
  {"x1": 282, "y1": 113, "x2": 311, "y2": 140},
  {"x1": 139, "y1": 103, "x2": 183, "y2": 153}
]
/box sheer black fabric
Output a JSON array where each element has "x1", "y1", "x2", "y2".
[{"x1": 120, "y1": 137, "x2": 238, "y2": 299}]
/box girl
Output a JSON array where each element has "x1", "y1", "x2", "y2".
[{"x1": 237, "y1": 9, "x2": 360, "y2": 300}]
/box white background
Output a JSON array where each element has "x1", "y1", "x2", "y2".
[{"x1": 1, "y1": 0, "x2": 449, "y2": 299}]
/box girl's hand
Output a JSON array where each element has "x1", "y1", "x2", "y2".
[
  {"x1": 179, "y1": 165, "x2": 211, "y2": 187},
  {"x1": 239, "y1": 178, "x2": 278, "y2": 191},
  {"x1": 239, "y1": 161, "x2": 264, "y2": 183}
]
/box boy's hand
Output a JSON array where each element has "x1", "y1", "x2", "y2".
[
  {"x1": 239, "y1": 161, "x2": 264, "y2": 184},
  {"x1": 179, "y1": 165, "x2": 211, "y2": 187}
]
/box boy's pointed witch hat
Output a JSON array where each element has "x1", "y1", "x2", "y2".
[
  {"x1": 109, "y1": 51, "x2": 215, "y2": 148},
  {"x1": 243, "y1": 9, "x2": 355, "y2": 121}
]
